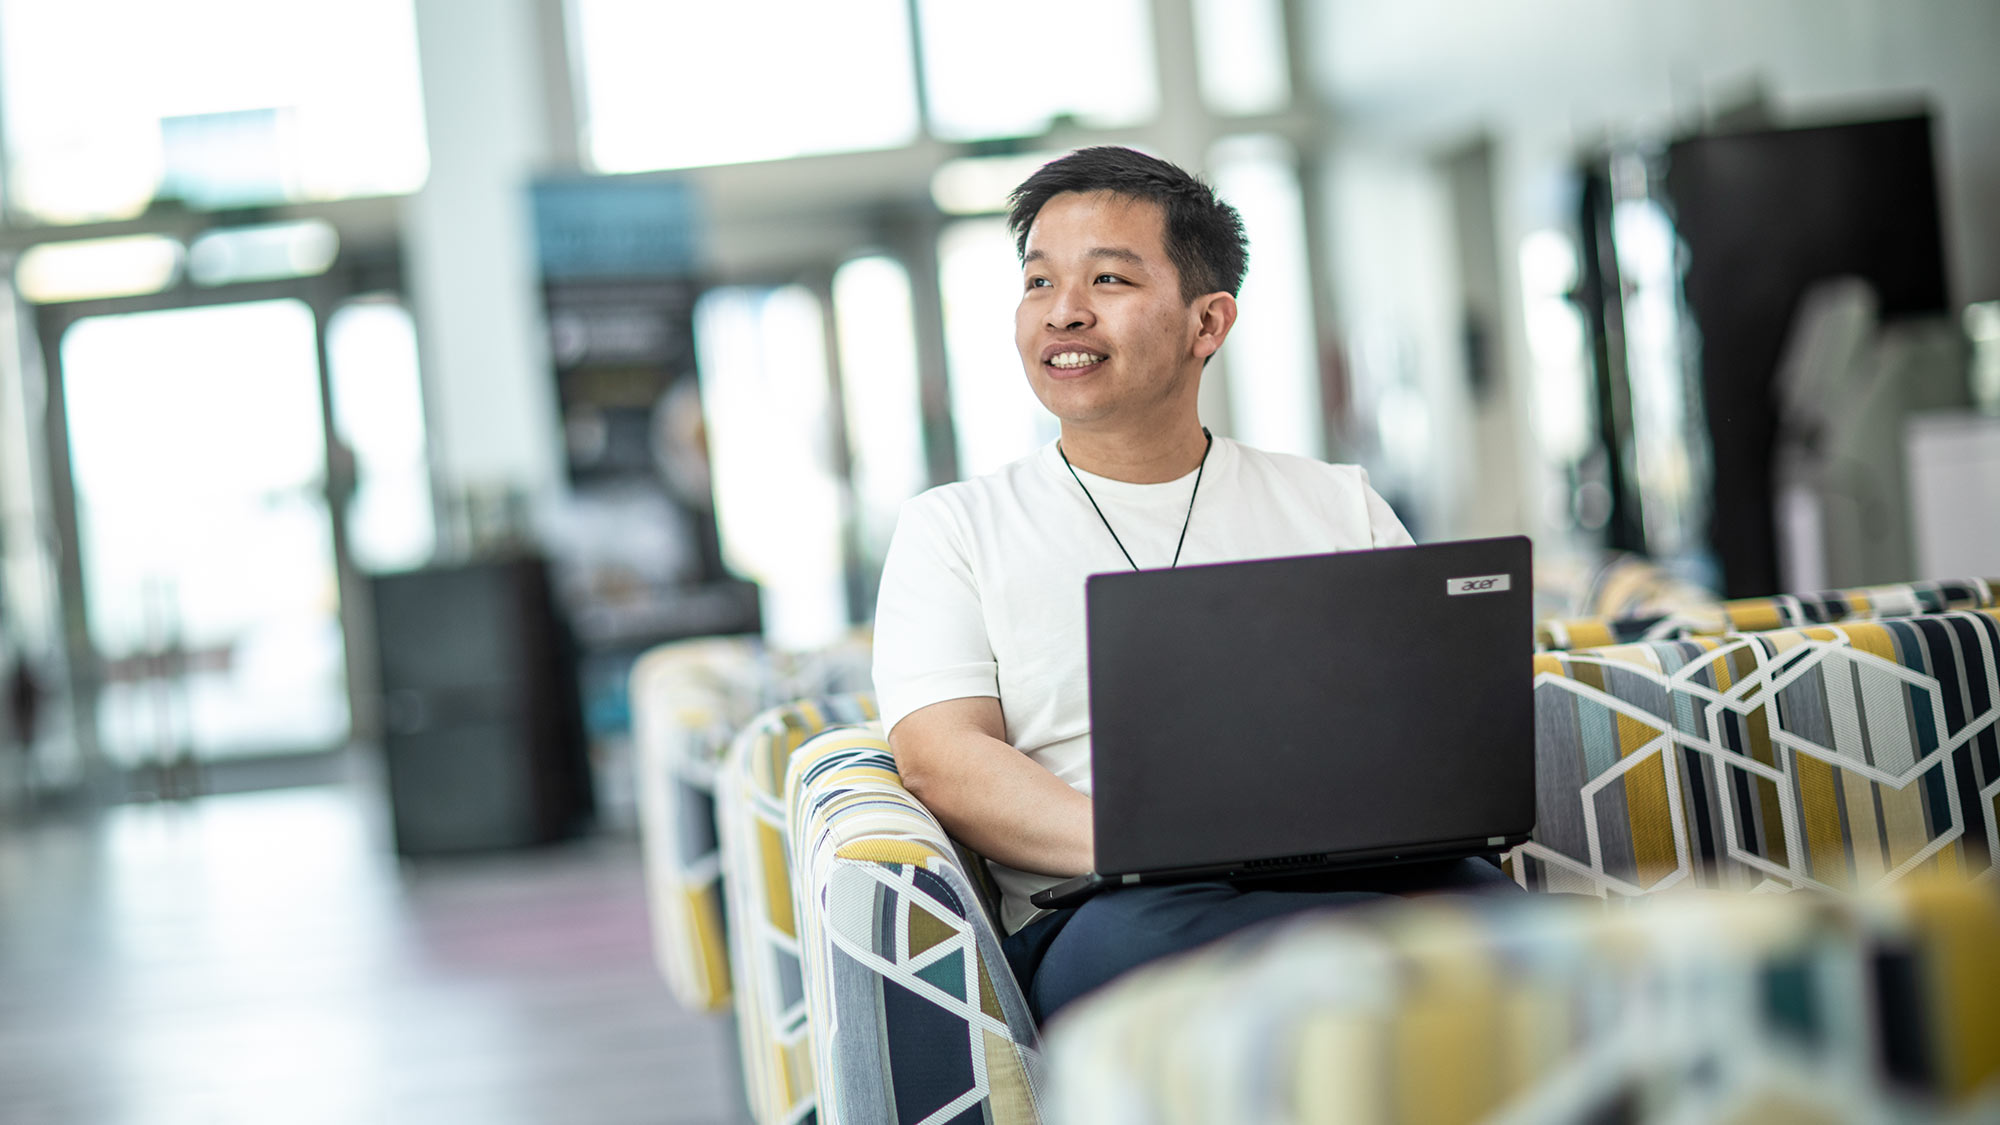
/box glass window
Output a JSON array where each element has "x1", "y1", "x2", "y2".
[
  {"x1": 62, "y1": 300, "x2": 349, "y2": 763},
  {"x1": 939, "y1": 219, "x2": 1053, "y2": 478},
  {"x1": 1519, "y1": 229, "x2": 1591, "y2": 468},
  {"x1": 692, "y1": 285, "x2": 848, "y2": 650},
  {"x1": 1209, "y1": 135, "x2": 1323, "y2": 458},
  {"x1": 1192, "y1": 0, "x2": 1290, "y2": 115},
  {"x1": 832, "y1": 257, "x2": 928, "y2": 571},
  {"x1": 326, "y1": 298, "x2": 436, "y2": 574},
  {"x1": 1613, "y1": 194, "x2": 1700, "y2": 556},
  {"x1": 569, "y1": 0, "x2": 919, "y2": 172},
  {"x1": 0, "y1": 0, "x2": 427, "y2": 223},
  {"x1": 918, "y1": 0, "x2": 1158, "y2": 141}
]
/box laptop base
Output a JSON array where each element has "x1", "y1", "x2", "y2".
[{"x1": 1028, "y1": 832, "x2": 1527, "y2": 911}]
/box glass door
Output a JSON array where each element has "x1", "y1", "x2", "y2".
[{"x1": 60, "y1": 298, "x2": 349, "y2": 767}]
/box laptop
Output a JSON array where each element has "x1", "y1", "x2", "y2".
[{"x1": 1030, "y1": 535, "x2": 1535, "y2": 910}]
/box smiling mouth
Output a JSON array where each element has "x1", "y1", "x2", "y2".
[{"x1": 1046, "y1": 350, "x2": 1107, "y2": 370}]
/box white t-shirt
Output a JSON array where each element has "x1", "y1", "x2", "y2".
[{"x1": 872, "y1": 435, "x2": 1414, "y2": 932}]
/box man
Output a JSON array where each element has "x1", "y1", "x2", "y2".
[{"x1": 872, "y1": 146, "x2": 1513, "y2": 1024}]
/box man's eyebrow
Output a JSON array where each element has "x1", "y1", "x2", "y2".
[
  {"x1": 1021, "y1": 247, "x2": 1148, "y2": 267},
  {"x1": 1087, "y1": 247, "x2": 1146, "y2": 266}
]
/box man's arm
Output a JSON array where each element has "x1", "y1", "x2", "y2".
[{"x1": 889, "y1": 697, "x2": 1093, "y2": 878}]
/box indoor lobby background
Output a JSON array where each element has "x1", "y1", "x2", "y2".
[{"x1": 1, "y1": 1, "x2": 1997, "y2": 1122}]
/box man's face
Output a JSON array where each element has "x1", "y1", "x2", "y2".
[{"x1": 1014, "y1": 191, "x2": 1207, "y2": 428}]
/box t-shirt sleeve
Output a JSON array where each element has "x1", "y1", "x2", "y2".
[
  {"x1": 1357, "y1": 467, "x2": 1417, "y2": 547},
  {"x1": 871, "y1": 492, "x2": 1001, "y2": 735}
]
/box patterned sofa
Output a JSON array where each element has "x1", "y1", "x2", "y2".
[{"x1": 769, "y1": 604, "x2": 2000, "y2": 1124}]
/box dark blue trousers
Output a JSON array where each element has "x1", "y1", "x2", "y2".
[{"x1": 1001, "y1": 856, "x2": 1520, "y2": 1025}]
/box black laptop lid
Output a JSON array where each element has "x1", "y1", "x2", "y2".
[{"x1": 1085, "y1": 536, "x2": 1534, "y2": 877}]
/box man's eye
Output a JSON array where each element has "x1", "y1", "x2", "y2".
[
  {"x1": 1095, "y1": 274, "x2": 1121, "y2": 284},
  {"x1": 1027, "y1": 277, "x2": 1050, "y2": 288}
]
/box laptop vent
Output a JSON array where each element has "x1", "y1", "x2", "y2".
[{"x1": 1241, "y1": 851, "x2": 1332, "y2": 872}]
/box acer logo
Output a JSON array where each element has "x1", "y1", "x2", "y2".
[{"x1": 1446, "y1": 574, "x2": 1511, "y2": 596}]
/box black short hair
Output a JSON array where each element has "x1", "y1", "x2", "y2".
[{"x1": 1007, "y1": 146, "x2": 1248, "y2": 304}]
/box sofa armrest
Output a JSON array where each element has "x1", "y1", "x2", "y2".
[
  {"x1": 787, "y1": 728, "x2": 1044, "y2": 1125},
  {"x1": 719, "y1": 692, "x2": 880, "y2": 1125},
  {"x1": 629, "y1": 636, "x2": 769, "y2": 1012}
]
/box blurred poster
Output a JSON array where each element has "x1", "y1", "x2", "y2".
[{"x1": 529, "y1": 177, "x2": 756, "y2": 663}]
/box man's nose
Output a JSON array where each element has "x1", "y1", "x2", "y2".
[{"x1": 1047, "y1": 283, "x2": 1095, "y2": 330}]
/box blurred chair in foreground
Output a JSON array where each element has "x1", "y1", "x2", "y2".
[{"x1": 1042, "y1": 878, "x2": 2000, "y2": 1124}]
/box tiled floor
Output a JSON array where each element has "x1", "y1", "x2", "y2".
[{"x1": 0, "y1": 783, "x2": 750, "y2": 1124}]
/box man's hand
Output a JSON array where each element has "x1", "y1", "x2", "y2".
[{"x1": 888, "y1": 697, "x2": 1093, "y2": 877}]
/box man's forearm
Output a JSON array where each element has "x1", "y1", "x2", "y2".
[{"x1": 890, "y1": 699, "x2": 1093, "y2": 877}]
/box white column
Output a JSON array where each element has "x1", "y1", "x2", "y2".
[{"x1": 403, "y1": 0, "x2": 565, "y2": 528}]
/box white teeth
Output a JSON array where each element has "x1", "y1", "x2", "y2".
[{"x1": 1048, "y1": 351, "x2": 1105, "y2": 369}]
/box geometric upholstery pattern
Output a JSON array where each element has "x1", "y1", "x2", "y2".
[
  {"x1": 630, "y1": 635, "x2": 769, "y2": 1012},
  {"x1": 718, "y1": 693, "x2": 879, "y2": 1125},
  {"x1": 786, "y1": 727, "x2": 1042, "y2": 1125},
  {"x1": 1509, "y1": 609, "x2": 2000, "y2": 898},
  {"x1": 1536, "y1": 576, "x2": 1997, "y2": 651},
  {"x1": 1042, "y1": 878, "x2": 2000, "y2": 1124}
]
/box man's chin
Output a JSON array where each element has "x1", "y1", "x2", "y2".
[{"x1": 1029, "y1": 387, "x2": 1113, "y2": 428}]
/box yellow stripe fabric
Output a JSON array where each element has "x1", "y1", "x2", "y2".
[
  {"x1": 1906, "y1": 880, "x2": 2000, "y2": 1102},
  {"x1": 1793, "y1": 752, "x2": 1848, "y2": 885},
  {"x1": 1877, "y1": 773, "x2": 1935, "y2": 875},
  {"x1": 1567, "y1": 620, "x2": 1616, "y2": 649},
  {"x1": 1845, "y1": 621, "x2": 1898, "y2": 664},
  {"x1": 1392, "y1": 912, "x2": 1503, "y2": 1125},
  {"x1": 1727, "y1": 601, "x2": 1786, "y2": 633},
  {"x1": 1294, "y1": 1016, "x2": 1383, "y2": 1122},
  {"x1": 834, "y1": 838, "x2": 942, "y2": 866},
  {"x1": 1842, "y1": 766, "x2": 1888, "y2": 884},
  {"x1": 758, "y1": 820, "x2": 795, "y2": 940},
  {"x1": 1615, "y1": 711, "x2": 1678, "y2": 883},
  {"x1": 687, "y1": 886, "x2": 732, "y2": 1010},
  {"x1": 981, "y1": 1028, "x2": 1039, "y2": 1123}
]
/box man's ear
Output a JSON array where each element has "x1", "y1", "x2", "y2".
[{"x1": 1190, "y1": 292, "x2": 1239, "y2": 361}]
